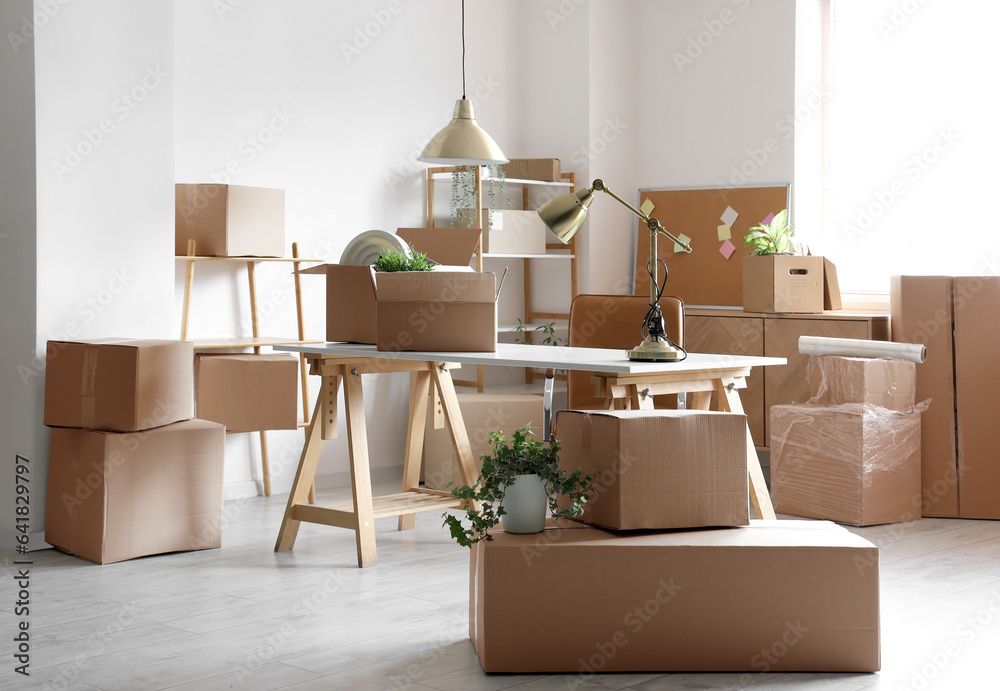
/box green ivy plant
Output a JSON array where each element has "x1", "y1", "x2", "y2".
[
  {"x1": 744, "y1": 209, "x2": 795, "y2": 256},
  {"x1": 513, "y1": 319, "x2": 565, "y2": 346},
  {"x1": 484, "y1": 164, "x2": 514, "y2": 230},
  {"x1": 450, "y1": 166, "x2": 479, "y2": 229},
  {"x1": 442, "y1": 426, "x2": 598, "y2": 547},
  {"x1": 371, "y1": 244, "x2": 434, "y2": 272}
]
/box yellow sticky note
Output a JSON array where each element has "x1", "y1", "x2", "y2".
[
  {"x1": 640, "y1": 198, "x2": 655, "y2": 216},
  {"x1": 673, "y1": 233, "x2": 691, "y2": 253},
  {"x1": 717, "y1": 223, "x2": 732, "y2": 241}
]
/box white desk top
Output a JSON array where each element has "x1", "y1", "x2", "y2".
[{"x1": 274, "y1": 342, "x2": 785, "y2": 374}]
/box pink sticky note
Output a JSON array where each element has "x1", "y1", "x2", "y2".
[
  {"x1": 719, "y1": 239, "x2": 736, "y2": 260},
  {"x1": 762, "y1": 212, "x2": 775, "y2": 226}
]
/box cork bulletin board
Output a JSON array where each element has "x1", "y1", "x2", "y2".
[{"x1": 633, "y1": 185, "x2": 790, "y2": 307}]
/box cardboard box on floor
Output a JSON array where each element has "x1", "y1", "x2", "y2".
[
  {"x1": 498, "y1": 158, "x2": 561, "y2": 182},
  {"x1": 45, "y1": 419, "x2": 226, "y2": 565},
  {"x1": 298, "y1": 228, "x2": 497, "y2": 351},
  {"x1": 770, "y1": 403, "x2": 922, "y2": 526},
  {"x1": 807, "y1": 355, "x2": 916, "y2": 412},
  {"x1": 194, "y1": 354, "x2": 298, "y2": 432},
  {"x1": 470, "y1": 519, "x2": 880, "y2": 673},
  {"x1": 742, "y1": 255, "x2": 825, "y2": 313},
  {"x1": 44, "y1": 339, "x2": 193, "y2": 432},
  {"x1": 175, "y1": 184, "x2": 285, "y2": 257},
  {"x1": 423, "y1": 393, "x2": 544, "y2": 491},
  {"x1": 555, "y1": 409, "x2": 749, "y2": 530},
  {"x1": 891, "y1": 275, "x2": 1000, "y2": 519}
]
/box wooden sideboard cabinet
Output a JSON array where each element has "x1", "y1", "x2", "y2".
[{"x1": 684, "y1": 309, "x2": 890, "y2": 449}]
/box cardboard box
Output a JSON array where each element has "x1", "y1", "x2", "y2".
[
  {"x1": 823, "y1": 257, "x2": 843, "y2": 310},
  {"x1": 175, "y1": 184, "x2": 285, "y2": 257},
  {"x1": 890, "y1": 276, "x2": 958, "y2": 517},
  {"x1": 194, "y1": 354, "x2": 298, "y2": 432},
  {"x1": 770, "y1": 404, "x2": 922, "y2": 526},
  {"x1": 953, "y1": 276, "x2": 1000, "y2": 519},
  {"x1": 482, "y1": 210, "x2": 547, "y2": 255},
  {"x1": 45, "y1": 419, "x2": 225, "y2": 565},
  {"x1": 498, "y1": 158, "x2": 561, "y2": 182},
  {"x1": 742, "y1": 255, "x2": 824, "y2": 313},
  {"x1": 554, "y1": 409, "x2": 749, "y2": 530},
  {"x1": 423, "y1": 393, "x2": 544, "y2": 490},
  {"x1": 470, "y1": 519, "x2": 880, "y2": 673},
  {"x1": 396, "y1": 227, "x2": 481, "y2": 267},
  {"x1": 44, "y1": 339, "x2": 193, "y2": 432},
  {"x1": 807, "y1": 355, "x2": 916, "y2": 412},
  {"x1": 375, "y1": 271, "x2": 497, "y2": 352}
]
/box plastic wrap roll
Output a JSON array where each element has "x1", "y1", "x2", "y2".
[{"x1": 798, "y1": 336, "x2": 926, "y2": 363}]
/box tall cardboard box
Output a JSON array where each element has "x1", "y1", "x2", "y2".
[
  {"x1": 194, "y1": 354, "x2": 298, "y2": 432},
  {"x1": 44, "y1": 339, "x2": 193, "y2": 432},
  {"x1": 423, "y1": 393, "x2": 544, "y2": 490},
  {"x1": 770, "y1": 404, "x2": 922, "y2": 526},
  {"x1": 471, "y1": 519, "x2": 880, "y2": 673},
  {"x1": 175, "y1": 184, "x2": 285, "y2": 257},
  {"x1": 45, "y1": 419, "x2": 226, "y2": 564},
  {"x1": 953, "y1": 276, "x2": 1000, "y2": 519},
  {"x1": 555, "y1": 409, "x2": 749, "y2": 530},
  {"x1": 742, "y1": 255, "x2": 824, "y2": 313},
  {"x1": 375, "y1": 271, "x2": 497, "y2": 352},
  {"x1": 807, "y1": 355, "x2": 916, "y2": 412}
]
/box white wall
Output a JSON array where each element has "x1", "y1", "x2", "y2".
[
  {"x1": 0, "y1": 0, "x2": 175, "y2": 548},
  {"x1": 0, "y1": 0, "x2": 41, "y2": 550}
]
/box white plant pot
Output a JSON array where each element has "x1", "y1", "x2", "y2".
[{"x1": 501, "y1": 474, "x2": 548, "y2": 534}]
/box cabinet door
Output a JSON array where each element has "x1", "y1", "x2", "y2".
[
  {"x1": 686, "y1": 315, "x2": 766, "y2": 447},
  {"x1": 763, "y1": 318, "x2": 870, "y2": 444}
]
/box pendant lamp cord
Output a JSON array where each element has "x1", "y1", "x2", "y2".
[{"x1": 461, "y1": 0, "x2": 467, "y2": 99}]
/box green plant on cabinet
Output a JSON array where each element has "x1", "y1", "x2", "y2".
[{"x1": 744, "y1": 209, "x2": 795, "y2": 256}]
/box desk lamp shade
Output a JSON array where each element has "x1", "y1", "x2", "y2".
[{"x1": 536, "y1": 187, "x2": 595, "y2": 243}]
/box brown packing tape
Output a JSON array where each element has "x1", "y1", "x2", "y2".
[{"x1": 81, "y1": 346, "x2": 98, "y2": 429}]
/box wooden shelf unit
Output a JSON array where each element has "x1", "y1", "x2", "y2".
[
  {"x1": 425, "y1": 166, "x2": 579, "y2": 390},
  {"x1": 177, "y1": 239, "x2": 320, "y2": 498}
]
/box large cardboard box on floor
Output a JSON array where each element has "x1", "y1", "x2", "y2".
[
  {"x1": 423, "y1": 393, "x2": 544, "y2": 490},
  {"x1": 555, "y1": 409, "x2": 749, "y2": 530},
  {"x1": 807, "y1": 355, "x2": 916, "y2": 411},
  {"x1": 498, "y1": 158, "x2": 561, "y2": 182},
  {"x1": 470, "y1": 519, "x2": 880, "y2": 673},
  {"x1": 44, "y1": 339, "x2": 193, "y2": 432},
  {"x1": 194, "y1": 353, "x2": 298, "y2": 432},
  {"x1": 770, "y1": 403, "x2": 922, "y2": 526},
  {"x1": 45, "y1": 419, "x2": 226, "y2": 565},
  {"x1": 742, "y1": 255, "x2": 824, "y2": 313},
  {"x1": 175, "y1": 184, "x2": 285, "y2": 257},
  {"x1": 891, "y1": 275, "x2": 1000, "y2": 519}
]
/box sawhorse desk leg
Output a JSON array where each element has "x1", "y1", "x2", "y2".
[{"x1": 717, "y1": 376, "x2": 776, "y2": 520}]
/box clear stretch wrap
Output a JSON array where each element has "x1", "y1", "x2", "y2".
[
  {"x1": 806, "y1": 355, "x2": 917, "y2": 412},
  {"x1": 770, "y1": 401, "x2": 928, "y2": 526}
]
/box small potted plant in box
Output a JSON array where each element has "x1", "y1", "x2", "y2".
[
  {"x1": 442, "y1": 425, "x2": 597, "y2": 547},
  {"x1": 742, "y1": 209, "x2": 824, "y2": 314},
  {"x1": 371, "y1": 245, "x2": 434, "y2": 272}
]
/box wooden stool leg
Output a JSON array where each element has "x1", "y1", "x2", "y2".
[
  {"x1": 716, "y1": 377, "x2": 776, "y2": 520},
  {"x1": 690, "y1": 391, "x2": 712, "y2": 410},
  {"x1": 275, "y1": 391, "x2": 326, "y2": 552},
  {"x1": 259, "y1": 431, "x2": 271, "y2": 496},
  {"x1": 399, "y1": 370, "x2": 431, "y2": 531},
  {"x1": 343, "y1": 368, "x2": 377, "y2": 567}
]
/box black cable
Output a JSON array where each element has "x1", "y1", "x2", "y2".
[
  {"x1": 643, "y1": 257, "x2": 687, "y2": 360},
  {"x1": 461, "y1": 0, "x2": 466, "y2": 99}
]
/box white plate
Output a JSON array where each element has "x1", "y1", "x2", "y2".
[{"x1": 339, "y1": 230, "x2": 409, "y2": 265}]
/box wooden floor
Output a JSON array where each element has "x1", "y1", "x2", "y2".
[{"x1": 3, "y1": 480, "x2": 999, "y2": 690}]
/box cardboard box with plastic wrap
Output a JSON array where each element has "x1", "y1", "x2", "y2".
[
  {"x1": 807, "y1": 355, "x2": 916, "y2": 412},
  {"x1": 770, "y1": 403, "x2": 922, "y2": 526}
]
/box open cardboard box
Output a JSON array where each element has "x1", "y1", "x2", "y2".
[
  {"x1": 743, "y1": 255, "x2": 825, "y2": 313},
  {"x1": 300, "y1": 228, "x2": 501, "y2": 351}
]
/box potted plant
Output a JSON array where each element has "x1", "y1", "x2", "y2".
[
  {"x1": 371, "y1": 244, "x2": 434, "y2": 272},
  {"x1": 442, "y1": 425, "x2": 597, "y2": 547},
  {"x1": 742, "y1": 209, "x2": 824, "y2": 313}
]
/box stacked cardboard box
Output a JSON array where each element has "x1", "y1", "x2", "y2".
[
  {"x1": 175, "y1": 184, "x2": 285, "y2": 257},
  {"x1": 194, "y1": 353, "x2": 298, "y2": 432},
  {"x1": 44, "y1": 339, "x2": 226, "y2": 564},
  {"x1": 770, "y1": 355, "x2": 922, "y2": 526},
  {"x1": 467, "y1": 407, "x2": 881, "y2": 672}
]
